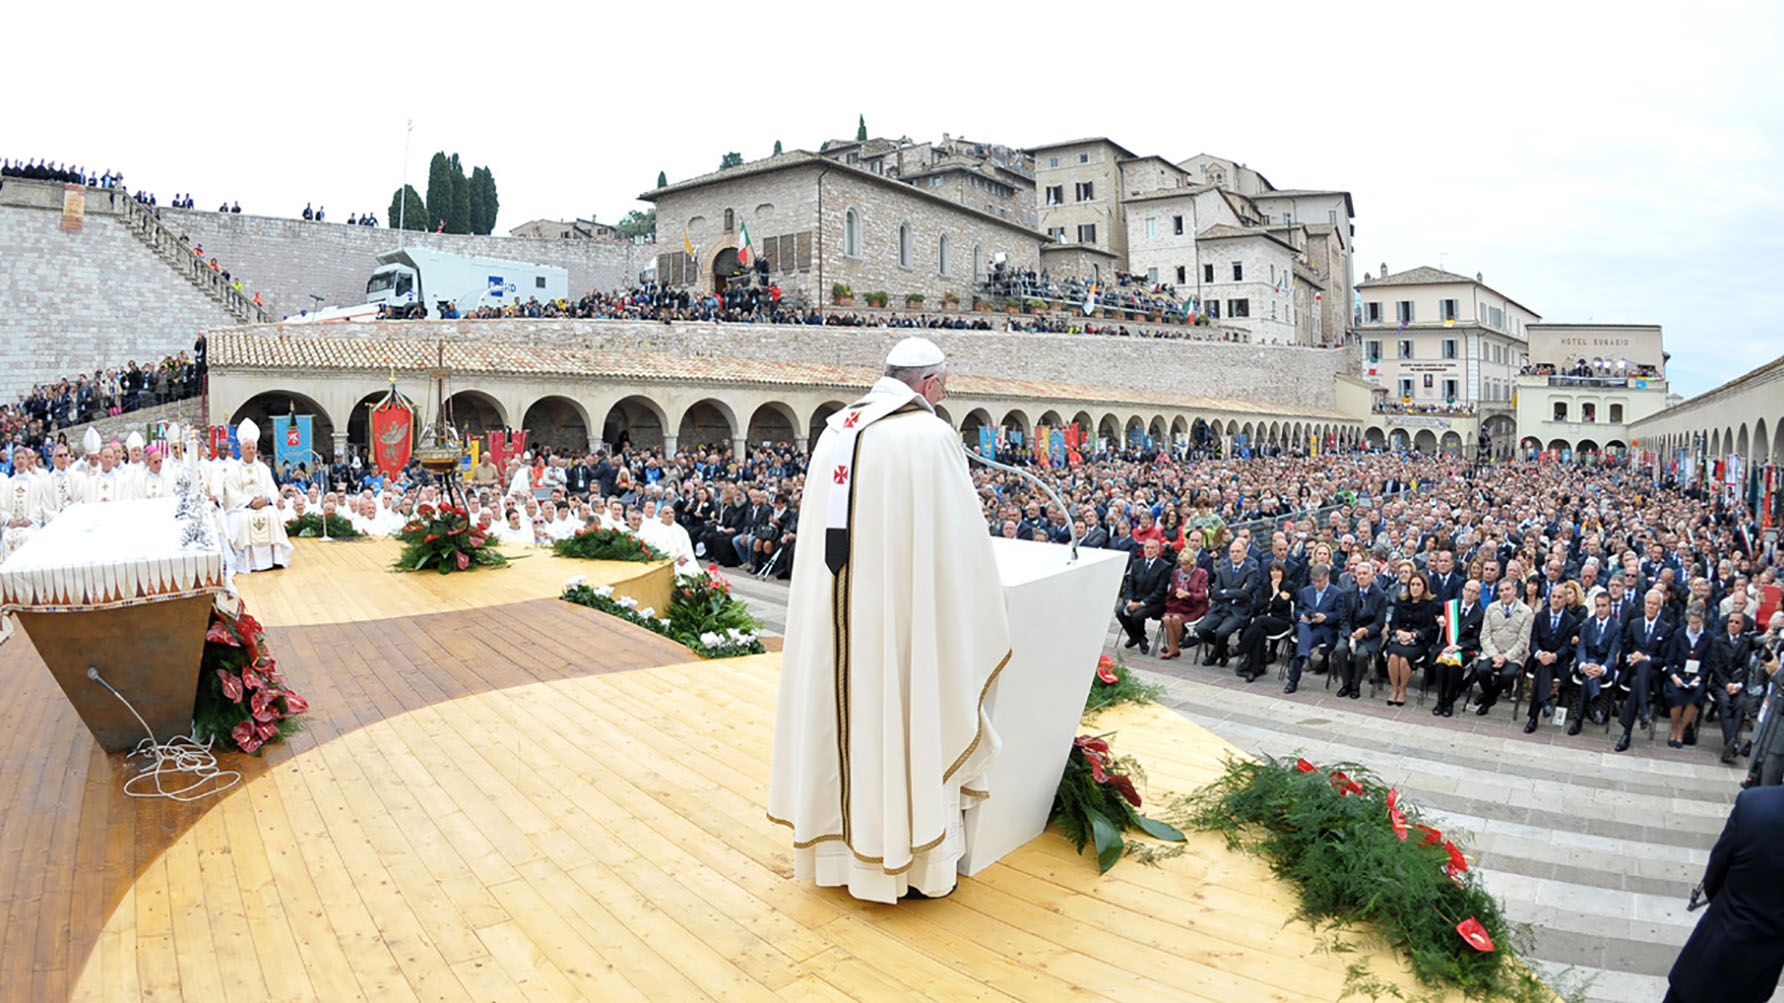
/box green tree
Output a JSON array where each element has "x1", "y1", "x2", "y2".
[
  {"x1": 469, "y1": 166, "x2": 499, "y2": 234},
  {"x1": 447, "y1": 153, "x2": 471, "y2": 234},
  {"x1": 615, "y1": 208, "x2": 656, "y2": 240},
  {"x1": 719, "y1": 152, "x2": 743, "y2": 170},
  {"x1": 773, "y1": 140, "x2": 782, "y2": 155},
  {"x1": 856, "y1": 114, "x2": 867, "y2": 141},
  {"x1": 424, "y1": 152, "x2": 453, "y2": 232},
  {"x1": 656, "y1": 170, "x2": 667, "y2": 188},
  {"x1": 387, "y1": 185, "x2": 427, "y2": 232}
]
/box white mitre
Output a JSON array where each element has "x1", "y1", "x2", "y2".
[
  {"x1": 125, "y1": 430, "x2": 145, "y2": 453},
  {"x1": 237, "y1": 418, "x2": 260, "y2": 459},
  {"x1": 82, "y1": 427, "x2": 102, "y2": 456}
]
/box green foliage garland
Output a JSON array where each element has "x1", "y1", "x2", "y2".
[
  {"x1": 1051, "y1": 732, "x2": 1186, "y2": 873},
  {"x1": 393, "y1": 501, "x2": 513, "y2": 574},
  {"x1": 1084, "y1": 654, "x2": 1162, "y2": 713},
  {"x1": 561, "y1": 565, "x2": 766, "y2": 658},
  {"x1": 284, "y1": 512, "x2": 361, "y2": 539},
  {"x1": 192, "y1": 598, "x2": 309, "y2": 755},
  {"x1": 1173, "y1": 755, "x2": 1561, "y2": 1002},
  {"x1": 552, "y1": 527, "x2": 664, "y2": 563}
]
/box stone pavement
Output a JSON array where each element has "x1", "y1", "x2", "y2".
[{"x1": 725, "y1": 573, "x2": 1763, "y2": 1002}]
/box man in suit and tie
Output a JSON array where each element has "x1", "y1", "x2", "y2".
[
  {"x1": 1116, "y1": 538, "x2": 1171, "y2": 655},
  {"x1": 1664, "y1": 784, "x2": 1784, "y2": 1002},
  {"x1": 1616, "y1": 588, "x2": 1675, "y2": 752},
  {"x1": 1429, "y1": 549, "x2": 1464, "y2": 604},
  {"x1": 1523, "y1": 586, "x2": 1579, "y2": 733},
  {"x1": 1284, "y1": 562, "x2": 1341, "y2": 694},
  {"x1": 1472, "y1": 579, "x2": 1534, "y2": 714},
  {"x1": 1664, "y1": 604, "x2": 1718, "y2": 749},
  {"x1": 1604, "y1": 574, "x2": 1636, "y2": 629},
  {"x1": 1711, "y1": 610, "x2": 1757, "y2": 763},
  {"x1": 1333, "y1": 560, "x2": 1386, "y2": 699},
  {"x1": 1198, "y1": 538, "x2": 1258, "y2": 666},
  {"x1": 1433, "y1": 578, "x2": 1486, "y2": 717},
  {"x1": 1571, "y1": 590, "x2": 1622, "y2": 735}
]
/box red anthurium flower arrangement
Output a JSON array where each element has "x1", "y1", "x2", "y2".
[
  {"x1": 1455, "y1": 916, "x2": 1495, "y2": 952},
  {"x1": 1054, "y1": 732, "x2": 1185, "y2": 873},
  {"x1": 193, "y1": 597, "x2": 309, "y2": 755},
  {"x1": 1096, "y1": 654, "x2": 1120, "y2": 684},
  {"x1": 395, "y1": 499, "x2": 513, "y2": 574}
]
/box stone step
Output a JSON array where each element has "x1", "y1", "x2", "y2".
[{"x1": 1541, "y1": 962, "x2": 1670, "y2": 1003}]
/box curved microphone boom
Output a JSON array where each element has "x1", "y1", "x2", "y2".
[{"x1": 965, "y1": 446, "x2": 1079, "y2": 563}]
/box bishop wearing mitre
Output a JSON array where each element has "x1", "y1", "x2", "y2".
[
  {"x1": 768, "y1": 337, "x2": 1012, "y2": 903},
  {"x1": 221, "y1": 418, "x2": 293, "y2": 572}
]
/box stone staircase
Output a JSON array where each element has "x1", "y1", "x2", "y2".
[{"x1": 114, "y1": 196, "x2": 272, "y2": 326}]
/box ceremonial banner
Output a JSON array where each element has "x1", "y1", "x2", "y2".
[
  {"x1": 370, "y1": 398, "x2": 414, "y2": 477},
  {"x1": 978, "y1": 427, "x2": 995, "y2": 458},
  {"x1": 1049, "y1": 428, "x2": 1065, "y2": 467},
  {"x1": 208, "y1": 425, "x2": 234, "y2": 460},
  {"x1": 1034, "y1": 424, "x2": 1050, "y2": 466},
  {"x1": 487, "y1": 430, "x2": 528, "y2": 471},
  {"x1": 61, "y1": 184, "x2": 85, "y2": 232},
  {"x1": 273, "y1": 415, "x2": 313, "y2": 471},
  {"x1": 459, "y1": 438, "x2": 480, "y2": 475}
]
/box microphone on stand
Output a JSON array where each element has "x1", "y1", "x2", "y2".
[{"x1": 964, "y1": 446, "x2": 1079, "y2": 563}]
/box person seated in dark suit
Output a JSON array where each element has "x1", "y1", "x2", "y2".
[
  {"x1": 1616, "y1": 588, "x2": 1675, "y2": 752},
  {"x1": 1333, "y1": 560, "x2": 1387, "y2": 699},
  {"x1": 1428, "y1": 549, "x2": 1465, "y2": 604},
  {"x1": 1198, "y1": 538, "x2": 1259, "y2": 666},
  {"x1": 1235, "y1": 561, "x2": 1294, "y2": 683},
  {"x1": 1432, "y1": 578, "x2": 1485, "y2": 717},
  {"x1": 1664, "y1": 784, "x2": 1784, "y2": 1003},
  {"x1": 1523, "y1": 586, "x2": 1579, "y2": 733},
  {"x1": 1570, "y1": 590, "x2": 1622, "y2": 735},
  {"x1": 1383, "y1": 570, "x2": 1440, "y2": 707},
  {"x1": 1115, "y1": 538, "x2": 1171, "y2": 655},
  {"x1": 1077, "y1": 519, "x2": 1109, "y2": 550},
  {"x1": 1711, "y1": 610, "x2": 1757, "y2": 763},
  {"x1": 1285, "y1": 562, "x2": 1341, "y2": 694},
  {"x1": 1159, "y1": 548, "x2": 1209, "y2": 660},
  {"x1": 1665, "y1": 604, "x2": 1718, "y2": 750},
  {"x1": 1107, "y1": 518, "x2": 1137, "y2": 560}
]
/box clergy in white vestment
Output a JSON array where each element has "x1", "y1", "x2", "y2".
[
  {"x1": 0, "y1": 446, "x2": 49, "y2": 559},
  {"x1": 221, "y1": 419, "x2": 294, "y2": 571},
  {"x1": 768, "y1": 337, "x2": 1013, "y2": 903},
  {"x1": 120, "y1": 431, "x2": 149, "y2": 498},
  {"x1": 648, "y1": 505, "x2": 698, "y2": 578},
  {"x1": 43, "y1": 443, "x2": 85, "y2": 520},
  {"x1": 138, "y1": 446, "x2": 170, "y2": 499},
  {"x1": 83, "y1": 444, "x2": 129, "y2": 503}
]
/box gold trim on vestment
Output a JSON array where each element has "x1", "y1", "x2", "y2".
[
  {"x1": 764, "y1": 813, "x2": 946, "y2": 875},
  {"x1": 943, "y1": 649, "x2": 1013, "y2": 782}
]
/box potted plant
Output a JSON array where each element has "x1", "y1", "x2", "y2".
[
  {"x1": 832, "y1": 282, "x2": 854, "y2": 307},
  {"x1": 1024, "y1": 298, "x2": 1047, "y2": 314},
  {"x1": 973, "y1": 298, "x2": 990, "y2": 312},
  {"x1": 1003, "y1": 299, "x2": 1020, "y2": 314},
  {"x1": 865, "y1": 290, "x2": 889, "y2": 308},
  {"x1": 942, "y1": 291, "x2": 960, "y2": 310},
  {"x1": 905, "y1": 292, "x2": 925, "y2": 307}
]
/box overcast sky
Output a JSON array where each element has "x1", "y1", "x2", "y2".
[{"x1": 11, "y1": 1, "x2": 1780, "y2": 398}]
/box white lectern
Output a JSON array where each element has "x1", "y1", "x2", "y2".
[{"x1": 959, "y1": 538, "x2": 1130, "y2": 874}]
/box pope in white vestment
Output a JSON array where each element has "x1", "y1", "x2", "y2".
[
  {"x1": 768, "y1": 338, "x2": 1013, "y2": 903},
  {"x1": 221, "y1": 419, "x2": 294, "y2": 571}
]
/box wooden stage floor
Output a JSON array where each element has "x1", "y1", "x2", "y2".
[{"x1": 0, "y1": 540, "x2": 1478, "y2": 1001}]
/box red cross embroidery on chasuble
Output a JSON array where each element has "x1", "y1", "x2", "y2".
[{"x1": 832, "y1": 465, "x2": 849, "y2": 485}]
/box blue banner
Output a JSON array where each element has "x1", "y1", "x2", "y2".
[
  {"x1": 273, "y1": 415, "x2": 313, "y2": 470},
  {"x1": 1049, "y1": 428, "x2": 1065, "y2": 466},
  {"x1": 979, "y1": 426, "x2": 995, "y2": 457}
]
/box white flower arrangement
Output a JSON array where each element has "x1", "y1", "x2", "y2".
[
  {"x1": 592, "y1": 584, "x2": 615, "y2": 598},
  {"x1": 700, "y1": 631, "x2": 722, "y2": 647},
  {"x1": 564, "y1": 575, "x2": 587, "y2": 590},
  {"x1": 617, "y1": 596, "x2": 639, "y2": 610},
  {"x1": 638, "y1": 607, "x2": 656, "y2": 619}
]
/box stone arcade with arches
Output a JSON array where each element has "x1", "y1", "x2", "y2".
[
  {"x1": 1628, "y1": 353, "x2": 1784, "y2": 476},
  {"x1": 208, "y1": 330, "x2": 1363, "y2": 464}
]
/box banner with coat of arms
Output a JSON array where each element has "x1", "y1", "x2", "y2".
[
  {"x1": 370, "y1": 391, "x2": 415, "y2": 477},
  {"x1": 487, "y1": 430, "x2": 528, "y2": 472},
  {"x1": 273, "y1": 415, "x2": 313, "y2": 472}
]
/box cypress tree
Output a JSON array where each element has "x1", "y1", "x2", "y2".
[
  {"x1": 447, "y1": 153, "x2": 471, "y2": 234},
  {"x1": 773, "y1": 140, "x2": 782, "y2": 155},
  {"x1": 469, "y1": 166, "x2": 499, "y2": 234},
  {"x1": 424, "y1": 152, "x2": 452, "y2": 232},
  {"x1": 856, "y1": 114, "x2": 867, "y2": 141},
  {"x1": 656, "y1": 170, "x2": 667, "y2": 188},
  {"x1": 388, "y1": 185, "x2": 427, "y2": 232}
]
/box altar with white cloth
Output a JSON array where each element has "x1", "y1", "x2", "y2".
[{"x1": 0, "y1": 498, "x2": 226, "y2": 751}]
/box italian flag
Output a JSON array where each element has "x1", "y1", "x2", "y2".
[{"x1": 737, "y1": 221, "x2": 754, "y2": 266}]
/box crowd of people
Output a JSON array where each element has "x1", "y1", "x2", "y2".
[
  {"x1": 982, "y1": 265, "x2": 1190, "y2": 317},
  {"x1": 0, "y1": 159, "x2": 120, "y2": 186},
  {"x1": 0, "y1": 336, "x2": 207, "y2": 461},
  {"x1": 1373, "y1": 400, "x2": 1477, "y2": 415}
]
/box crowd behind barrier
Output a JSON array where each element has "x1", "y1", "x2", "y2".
[{"x1": 0, "y1": 336, "x2": 207, "y2": 461}]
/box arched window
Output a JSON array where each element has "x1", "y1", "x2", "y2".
[
  {"x1": 938, "y1": 234, "x2": 950, "y2": 276},
  {"x1": 898, "y1": 223, "x2": 911, "y2": 268},
  {"x1": 843, "y1": 209, "x2": 860, "y2": 256},
  {"x1": 723, "y1": 208, "x2": 734, "y2": 232},
  {"x1": 973, "y1": 245, "x2": 982, "y2": 280}
]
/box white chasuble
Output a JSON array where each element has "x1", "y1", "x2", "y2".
[
  {"x1": 768, "y1": 379, "x2": 1013, "y2": 903},
  {"x1": 222, "y1": 459, "x2": 292, "y2": 570}
]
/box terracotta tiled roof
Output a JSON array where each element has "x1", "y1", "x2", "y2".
[{"x1": 210, "y1": 332, "x2": 1345, "y2": 419}]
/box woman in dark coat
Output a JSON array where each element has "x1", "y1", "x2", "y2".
[
  {"x1": 1235, "y1": 561, "x2": 1293, "y2": 682},
  {"x1": 1385, "y1": 570, "x2": 1439, "y2": 707}
]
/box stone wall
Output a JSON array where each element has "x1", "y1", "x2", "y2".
[
  {"x1": 0, "y1": 195, "x2": 234, "y2": 401},
  {"x1": 216, "y1": 317, "x2": 1350, "y2": 409},
  {"x1": 154, "y1": 206, "x2": 656, "y2": 317},
  {"x1": 53, "y1": 398, "x2": 207, "y2": 451}
]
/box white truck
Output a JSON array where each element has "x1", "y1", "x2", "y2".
[{"x1": 284, "y1": 247, "x2": 570, "y2": 323}]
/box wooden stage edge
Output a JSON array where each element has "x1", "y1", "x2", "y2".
[{"x1": 0, "y1": 539, "x2": 1524, "y2": 1002}]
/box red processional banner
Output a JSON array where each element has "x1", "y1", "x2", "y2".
[
  {"x1": 370, "y1": 399, "x2": 414, "y2": 476},
  {"x1": 487, "y1": 430, "x2": 528, "y2": 471}
]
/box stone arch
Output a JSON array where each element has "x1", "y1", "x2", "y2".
[
  {"x1": 1070, "y1": 410, "x2": 1095, "y2": 437},
  {"x1": 520, "y1": 395, "x2": 591, "y2": 455},
  {"x1": 1389, "y1": 428, "x2": 1409, "y2": 451},
  {"x1": 1547, "y1": 438, "x2": 1571, "y2": 454},
  {"x1": 1737, "y1": 423, "x2": 1750, "y2": 459},
  {"x1": 807, "y1": 400, "x2": 848, "y2": 444},
  {"x1": 932, "y1": 404, "x2": 953, "y2": 428},
  {"x1": 1000, "y1": 408, "x2": 1032, "y2": 442},
  {"x1": 1039, "y1": 410, "x2": 1064, "y2": 428},
  {"x1": 696, "y1": 234, "x2": 743, "y2": 295},
  {"x1": 445, "y1": 390, "x2": 508, "y2": 438},
  {"x1": 228, "y1": 389, "x2": 336, "y2": 464},
  {"x1": 678, "y1": 398, "x2": 738, "y2": 451},
  {"x1": 1413, "y1": 429, "x2": 1438, "y2": 454},
  {"x1": 1125, "y1": 415, "x2": 1147, "y2": 447},
  {"x1": 1576, "y1": 438, "x2": 1600, "y2": 456},
  {"x1": 1769, "y1": 417, "x2": 1783, "y2": 465},
  {"x1": 1709, "y1": 428, "x2": 1721, "y2": 457},
  {"x1": 345, "y1": 390, "x2": 393, "y2": 457},
  {"x1": 1439, "y1": 431, "x2": 1463, "y2": 455},
  {"x1": 843, "y1": 206, "x2": 863, "y2": 257},
  {"x1": 1604, "y1": 439, "x2": 1627, "y2": 455},
  {"x1": 1098, "y1": 413, "x2": 1122, "y2": 445},
  {"x1": 897, "y1": 220, "x2": 913, "y2": 269},
  {"x1": 602, "y1": 395, "x2": 668, "y2": 451},
  {"x1": 746, "y1": 401, "x2": 799, "y2": 448},
  {"x1": 1520, "y1": 435, "x2": 1542, "y2": 457},
  {"x1": 1366, "y1": 427, "x2": 1387, "y2": 450},
  {"x1": 1170, "y1": 415, "x2": 1189, "y2": 441},
  {"x1": 960, "y1": 407, "x2": 993, "y2": 449},
  {"x1": 1240, "y1": 422, "x2": 1255, "y2": 444}
]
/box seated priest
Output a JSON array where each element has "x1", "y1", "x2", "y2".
[{"x1": 221, "y1": 418, "x2": 293, "y2": 571}]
